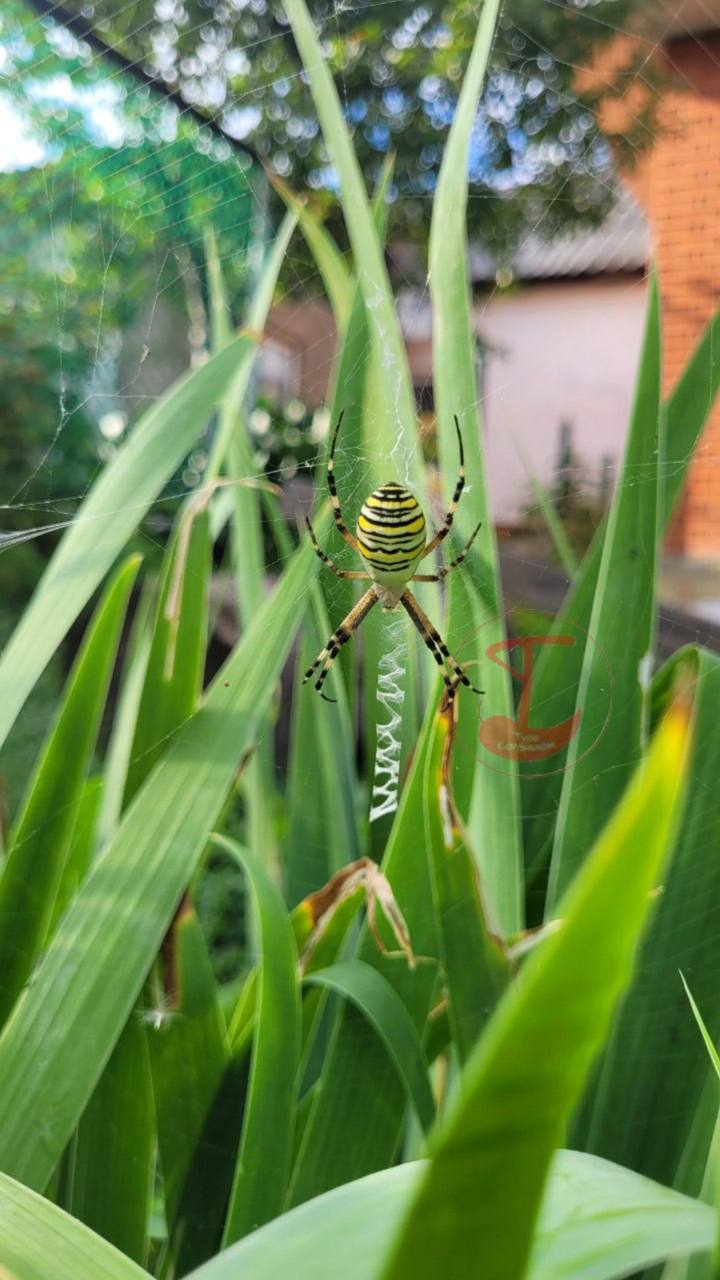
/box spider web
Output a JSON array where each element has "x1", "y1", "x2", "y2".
[
  {"x1": 2, "y1": 0, "x2": 720, "y2": 1232},
  {"x1": 1, "y1": 0, "x2": 719, "y2": 898}
]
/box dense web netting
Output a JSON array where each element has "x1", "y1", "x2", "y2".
[{"x1": 1, "y1": 0, "x2": 719, "y2": 965}]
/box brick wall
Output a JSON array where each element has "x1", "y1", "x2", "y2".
[{"x1": 624, "y1": 33, "x2": 720, "y2": 557}]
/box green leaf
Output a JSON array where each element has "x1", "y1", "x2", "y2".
[
  {"x1": 546, "y1": 275, "x2": 662, "y2": 907},
  {"x1": 51, "y1": 776, "x2": 103, "y2": 928},
  {"x1": 0, "y1": 554, "x2": 140, "y2": 1028},
  {"x1": 303, "y1": 961, "x2": 435, "y2": 1134},
  {"x1": 428, "y1": 0, "x2": 521, "y2": 936},
  {"x1": 524, "y1": 303, "x2": 720, "y2": 877},
  {"x1": 182, "y1": 1153, "x2": 715, "y2": 1280},
  {"x1": 216, "y1": 836, "x2": 300, "y2": 1247},
  {"x1": 422, "y1": 702, "x2": 509, "y2": 1062},
  {"x1": 64, "y1": 1015, "x2": 154, "y2": 1266},
  {"x1": 524, "y1": 464, "x2": 579, "y2": 578},
  {"x1": 283, "y1": 0, "x2": 420, "y2": 480},
  {"x1": 270, "y1": 177, "x2": 353, "y2": 331},
  {"x1": 205, "y1": 213, "x2": 296, "y2": 480},
  {"x1": 84, "y1": 506, "x2": 212, "y2": 1264},
  {"x1": 285, "y1": 590, "x2": 360, "y2": 906},
  {"x1": 96, "y1": 587, "x2": 153, "y2": 846},
  {"x1": 662, "y1": 308, "x2": 720, "y2": 525},
  {"x1": 207, "y1": 218, "x2": 295, "y2": 884},
  {"x1": 150, "y1": 903, "x2": 229, "y2": 1242},
  {"x1": 0, "y1": 530, "x2": 318, "y2": 1192},
  {"x1": 124, "y1": 510, "x2": 210, "y2": 805},
  {"x1": 577, "y1": 649, "x2": 720, "y2": 1189},
  {"x1": 530, "y1": 1151, "x2": 715, "y2": 1280},
  {"x1": 0, "y1": 1170, "x2": 151, "y2": 1280},
  {"x1": 379, "y1": 697, "x2": 689, "y2": 1280},
  {"x1": 289, "y1": 699, "x2": 441, "y2": 1206},
  {"x1": 0, "y1": 330, "x2": 256, "y2": 753}
]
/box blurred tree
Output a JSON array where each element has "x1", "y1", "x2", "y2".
[
  {"x1": 21, "y1": 0, "x2": 660, "y2": 257},
  {"x1": 0, "y1": 0, "x2": 256, "y2": 550}
]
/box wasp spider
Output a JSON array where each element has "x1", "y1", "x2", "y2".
[{"x1": 304, "y1": 413, "x2": 483, "y2": 702}]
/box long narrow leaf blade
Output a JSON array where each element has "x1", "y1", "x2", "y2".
[
  {"x1": 0, "y1": 1171, "x2": 150, "y2": 1280},
  {"x1": 428, "y1": 0, "x2": 521, "y2": 936},
  {"x1": 183, "y1": 1152, "x2": 715, "y2": 1280},
  {"x1": 380, "y1": 696, "x2": 690, "y2": 1280},
  {"x1": 0, "y1": 530, "x2": 320, "y2": 1191},
  {"x1": 577, "y1": 648, "x2": 720, "y2": 1188},
  {"x1": 66, "y1": 1016, "x2": 154, "y2": 1265},
  {"x1": 546, "y1": 275, "x2": 661, "y2": 907},
  {"x1": 0, "y1": 555, "x2": 140, "y2": 1027},
  {"x1": 303, "y1": 961, "x2": 435, "y2": 1134},
  {"x1": 524, "y1": 302, "x2": 720, "y2": 874},
  {"x1": 218, "y1": 837, "x2": 300, "y2": 1246},
  {"x1": 283, "y1": 0, "x2": 420, "y2": 475},
  {"x1": 0, "y1": 330, "x2": 256, "y2": 751}
]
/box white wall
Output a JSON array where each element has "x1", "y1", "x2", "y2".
[{"x1": 475, "y1": 276, "x2": 649, "y2": 524}]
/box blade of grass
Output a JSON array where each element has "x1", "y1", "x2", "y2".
[
  {"x1": 546, "y1": 275, "x2": 662, "y2": 908},
  {"x1": 81, "y1": 506, "x2": 212, "y2": 1264},
  {"x1": 677, "y1": 979, "x2": 720, "y2": 1280},
  {"x1": 379, "y1": 694, "x2": 690, "y2": 1280},
  {"x1": 0, "y1": 329, "x2": 256, "y2": 752},
  {"x1": 150, "y1": 902, "x2": 229, "y2": 1250},
  {"x1": 422, "y1": 695, "x2": 509, "y2": 1062},
  {"x1": 662, "y1": 308, "x2": 720, "y2": 526},
  {"x1": 428, "y1": 0, "x2": 521, "y2": 937},
  {"x1": 524, "y1": 463, "x2": 579, "y2": 578},
  {"x1": 270, "y1": 176, "x2": 353, "y2": 331},
  {"x1": 182, "y1": 1152, "x2": 715, "y2": 1280},
  {"x1": 524, "y1": 303, "x2": 720, "y2": 876},
  {"x1": 96, "y1": 584, "x2": 153, "y2": 846},
  {"x1": 577, "y1": 648, "x2": 720, "y2": 1191},
  {"x1": 285, "y1": 590, "x2": 360, "y2": 906},
  {"x1": 204, "y1": 213, "x2": 296, "y2": 481},
  {"x1": 64, "y1": 1015, "x2": 154, "y2": 1266},
  {"x1": 0, "y1": 554, "x2": 140, "y2": 1029},
  {"x1": 289, "y1": 696, "x2": 442, "y2": 1205},
  {"x1": 0, "y1": 528, "x2": 320, "y2": 1192},
  {"x1": 51, "y1": 776, "x2": 103, "y2": 927},
  {"x1": 283, "y1": 0, "x2": 420, "y2": 472},
  {"x1": 124, "y1": 510, "x2": 210, "y2": 806},
  {"x1": 303, "y1": 961, "x2": 435, "y2": 1134},
  {"x1": 215, "y1": 836, "x2": 300, "y2": 1247},
  {"x1": 206, "y1": 218, "x2": 295, "y2": 883},
  {"x1": 0, "y1": 1170, "x2": 151, "y2": 1280}
]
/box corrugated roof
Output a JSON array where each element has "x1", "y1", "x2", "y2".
[{"x1": 470, "y1": 187, "x2": 650, "y2": 283}]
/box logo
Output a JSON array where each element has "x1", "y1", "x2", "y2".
[{"x1": 457, "y1": 613, "x2": 613, "y2": 778}]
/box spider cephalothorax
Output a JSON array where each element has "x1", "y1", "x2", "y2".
[{"x1": 304, "y1": 413, "x2": 482, "y2": 702}]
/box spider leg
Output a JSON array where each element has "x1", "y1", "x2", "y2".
[
  {"x1": 401, "y1": 589, "x2": 483, "y2": 698},
  {"x1": 303, "y1": 587, "x2": 378, "y2": 700},
  {"x1": 421, "y1": 415, "x2": 467, "y2": 560},
  {"x1": 306, "y1": 518, "x2": 369, "y2": 580},
  {"x1": 327, "y1": 412, "x2": 362, "y2": 554},
  {"x1": 412, "y1": 520, "x2": 482, "y2": 582}
]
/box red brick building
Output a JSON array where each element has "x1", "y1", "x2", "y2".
[{"x1": 596, "y1": 4, "x2": 720, "y2": 558}]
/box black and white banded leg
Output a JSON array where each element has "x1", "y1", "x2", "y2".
[
  {"x1": 327, "y1": 412, "x2": 363, "y2": 554},
  {"x1": 412, "y1": 520, "x2": 482, "y2": 583},
  {"x1": 421, "y1": 416, "x2": 467, "y2": 560},
  {"x1": 303, "y1": 588, "x2": 378, "y2": 701},
  {"x1": 305, "y1": 518, "x2": 369, "y2": 581},
  {"x1": 401, "y1": 589, "x2": 483, "y2": 700}
]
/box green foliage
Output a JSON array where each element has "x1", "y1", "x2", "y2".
[
  {"x1": 2, "y1": 4, "x2": 720, "y2": 1280},
  {"x1": 0, "y1": 0, "x2": 257, "y2": 535},
  {"x1": 33, "y1": 0, "x2": 659, "y2": 251}
]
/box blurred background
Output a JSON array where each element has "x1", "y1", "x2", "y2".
[{"x1": 2, "y1": 0, "x2": 720, "y2": 766}]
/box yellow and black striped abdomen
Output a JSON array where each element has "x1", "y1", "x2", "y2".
[{"x1": 357, "y1": 483, "x2": 426, "y2": 582}]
